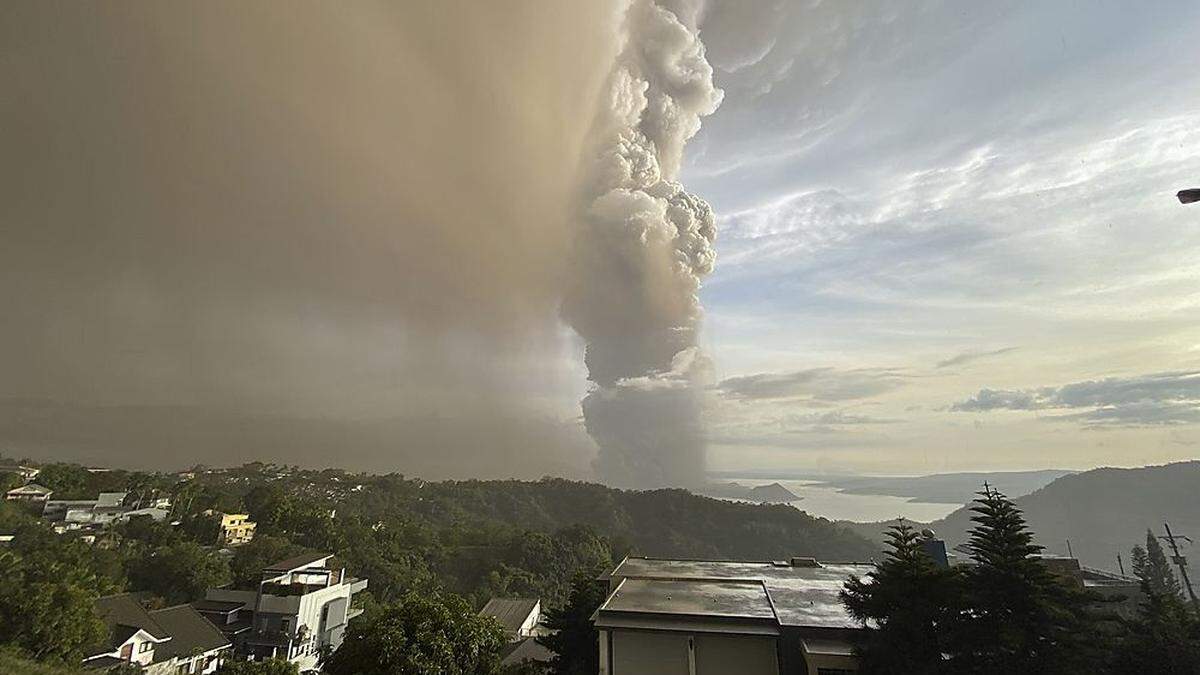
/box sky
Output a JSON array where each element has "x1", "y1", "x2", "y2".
[
  {"x1": 690, "y1": 0, "x2": 1200, "y2": 474},
  {"x1": 1, "y1": 1, "x2": 1198, "y2": 478}
]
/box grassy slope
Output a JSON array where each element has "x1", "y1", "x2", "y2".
[{"x1": 0, "y1": 653, "x2": 85, "y2": 675}]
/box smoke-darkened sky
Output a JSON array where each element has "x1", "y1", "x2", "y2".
[
  {"x1": 1, "y1": 0, "x2": 622, "y2": 475},
  {"x1": 3, "y1": 1, "x2": 1199, "y2": 477}
]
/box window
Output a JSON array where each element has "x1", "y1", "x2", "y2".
[{"x1": 140, "y1": 641, "x2": 153, "y2": 653}]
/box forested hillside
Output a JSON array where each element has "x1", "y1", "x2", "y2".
[
  {"x1": 929, "y1": 462, "x2": 1200, "y2": 569},
  {"x1": 1, "y1": 461, "x2": 878, "y2": 617}
]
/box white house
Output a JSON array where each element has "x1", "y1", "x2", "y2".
[
  {"x1": 0, "y1": 464, "x2": 40, "y2": 481},
  {"x1": 479, "y1": 597, "x2": 544, "y2": 640},
  {"x1": 479, "y1": 597, "x2": 553, "y2": 670},
  {"x1": 4, "y1": 483, "x2": 52, "y2": 503},
  {"x1": 84, "y1": 594, "x2": 231, "y2": 674},
  {"x1": 202, "y1": 552, "x2": 367, "y2": 672}
]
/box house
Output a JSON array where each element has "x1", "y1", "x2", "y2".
[
  {"x1": 479, "y1": 597, "x2": 544, "y2": 640},
  {"x1": 593, "y1": 556, "x2": 874, "y2": 675},
  {"x1": 84, "y1": 593, "x2": 231, "y2": 674},
  {"x1": 1033, "y1": 554, "x2": 1143, "y2": 620},
  {"x1": 43, "y1": 492, "x2": 136, "y2": 532},
  {"x1": 5, "y1": 483, "x2": 52, "y2": 503},
  {"x1": 215, "y1": 512, "x2": 257, "y2": 546},
  {"x1": 44, "y1": 491, "x2": 127, "y2": 520},
  {"x1": 201, "y1": 552, "x2": 367, "y2": 672},
  {"x1": 479, "y1": 597, "x2": 553, "y2": 670},
  {"x1": 0, "y1": 464, "x2": 40, "y2": 481}
]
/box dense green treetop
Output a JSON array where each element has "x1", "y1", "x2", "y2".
[
  {"x1": 841, "y1": 522, "x2": 961, "y2": 674},
  {"x1": 323, "y1": 592, "x2": 507, "y2": 675}
]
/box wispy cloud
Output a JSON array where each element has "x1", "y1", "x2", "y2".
[
  {"x1": 717, "y1": 367, "x2": 909, "y2": 402},
  {"x1": 936, "y1": 347, "x2": 1018, "y2": 369}
]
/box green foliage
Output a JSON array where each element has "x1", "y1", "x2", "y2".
[
  {"x1": 33, "y1": 464, "x2": 153, "y2": 500},
  {"x1": 949, "y1": 486, "x2": 1102, "y2": 674},
  {"x1": 1111, "y1": 535, "x2": 1200, "y2": 673},
  {"x1": 478, "y1": 526, "x2": 613, "y2": 609},
  {"x1": 1135, "y1": 530, "x2": 1184, "y2": 599},
  {"x1": 116, "y1": 513, "x2": 181, "y2": 547},
  {"x1": 215, "y1": 658, "x2": 300, "y2": 675},
  {"x1": 842, "y1": 487, "x2": 1116, "y2": 674},
  {"x1": 0, "y1": 530, "x2": 108, "y2": 664},
  {"x1": 323, "y1": 592, "x2": 508, "y2": 675},
  {"x1": 31, "y1": 464, "x2": 92, "y2": 499},
  {"x1": 537, "y1": 571, "x2": 609, "y2": 675},
  {"x1": 230, "y1": 534, "x2": 313, "y2": 588},
  {"x1": 840, "y1": 522, "x2": 961, "y2": 674},
  {"x1": 126, "y1": 541, "x2": 231, "y2": 605},
  {"x1": 179, "y1": 512, "x2": 222, "y2": 546},
  {"x1": 0, "y1": 649, "x2": 88, "y2": 675},
  {"x1": 0, "y1": 471, "x2": 24, "y2": 493}
]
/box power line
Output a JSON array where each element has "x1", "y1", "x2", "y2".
[{"x1": 1159, "y1": 522, "x2": 1199, "y2": 610}]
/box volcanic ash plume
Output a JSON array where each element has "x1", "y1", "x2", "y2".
[{"x1": 562, "y1": 0, "x2": 724, "y2": 488}]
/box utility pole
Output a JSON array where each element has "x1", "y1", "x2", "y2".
[
  {"x1": 1117, "y1": 552, "x2": 1125, "y2": 576},
  {"x1": 1160, "y1": 522, "x2": 1200, "y2": 610}
]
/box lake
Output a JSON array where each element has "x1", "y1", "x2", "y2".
[{"x1": 720, "y1": 477, "x2": 963, "y2": 523}]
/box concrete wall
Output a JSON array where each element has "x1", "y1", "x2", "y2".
[
  {"x1": 611, "y1": 631, "x2": 690, "y2": 675},
  {"x1": 695, "y1": 634, "x2": 778, "y2": 675},
  {"x1": 606, "y1": 630, "x2": 779, "y2": 675},
  {"x1": 804, "y1": 652, "x2": 858, "y2": 675}
]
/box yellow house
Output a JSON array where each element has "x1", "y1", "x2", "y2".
[{"x1": 217, "y1": 513, "x2": 256, "y2": 546}]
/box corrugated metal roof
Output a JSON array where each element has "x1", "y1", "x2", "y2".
[{"x1": 479, "y1": 597, "x2": 539, "y2": 635}]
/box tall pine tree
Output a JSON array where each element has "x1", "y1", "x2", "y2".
[
  {"x1": 1136, "y1": 529, "x2": 1184, "y2": 599},
  {"x1": 841, "y1": 521, "x2": 961, "y2": 674},
  {"x1": 948, "y1": 485, "x2": 1101, "y2": 674},
  {"x1": 1113, "y1": 532, "x2": 1200, "y2": 673}
]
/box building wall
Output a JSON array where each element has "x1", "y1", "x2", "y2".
[
  {"x1": 606, "y1": 630, "x2": 779, "y2": 675},
  {"x1": 218, "y1": 514, "x2": 256, "y2": 545},
  {"x1": 254, "y1": 579, "x2": 356, "y2": 671},
  {"x1": 695, "y1": 634, "x2": 778, "y2": 675},
  {"x1": 611, "y1": 630, "x2": 690, "y2": 675},
  {"x1": 516, "y1": 601, "x2": 542, "y2": 638}
]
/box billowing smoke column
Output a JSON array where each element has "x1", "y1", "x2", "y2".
[{"x1": 563, "y1": 0, "x2": 723, "y2": 488}]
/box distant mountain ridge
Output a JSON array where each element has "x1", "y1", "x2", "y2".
[
  {"x1": 817, "y1": 469, "x2": 1075, "y2": 505},
  {"x1": 926, "y1": 462, "x2": 1200, "y2": 570}
]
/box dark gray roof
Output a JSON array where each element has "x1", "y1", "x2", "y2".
[
  {"x1": 602, "y1": 578, "x2": 775, "y2": 621},
  {"x1": 608, "y1": 557, "x2": 875, "y2": 629},
  {"x1": 264, "y1": 552, "x2": 331, "y2": 573},
  {"x1": 149, "y1": 605, "x2": 231, "y2": 660},
  {"x1": 479, "y1": 598, "x2": 539, "y2": 635},
  {"x1": 191, "y1": 599, "x2": 247, "y2": 614},
  {"x1": 95, "y1": 594, "x2": 171, "y2": 645},
  {"x1": 501, "y1": 637, "x2": 553, "y2": 666}
]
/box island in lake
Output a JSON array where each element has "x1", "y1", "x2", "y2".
[{"x1": 703, "y1": 481, "x2": 800, "y2": 503}]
